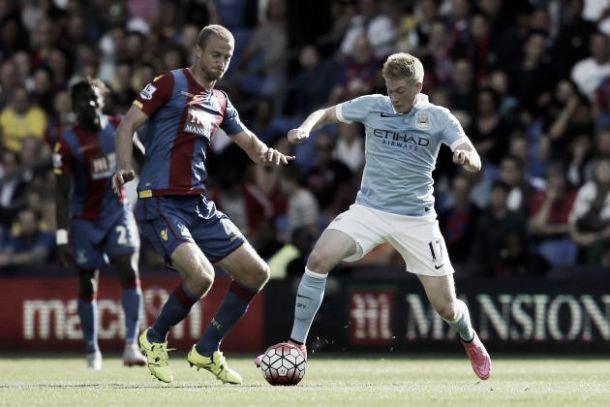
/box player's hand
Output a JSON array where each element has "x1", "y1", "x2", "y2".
[
  {"x1": 57, "y1": 244, "x2": 71, "y2": 268},
  {"x1": 259, "y1": 148, "x2": 295, "y2": 166},
  {"x1": 452, "y1": 149, "x2": 471, "y2": 166},
  {"x1": 112, "y1": 169, "x2": 135, "y2": 195},
  {"x1": 287, "y1": 128, "x2": 309, "y2": 144}
]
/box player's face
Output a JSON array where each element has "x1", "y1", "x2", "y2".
[
  {"x1": 385, "y1": 78, "x2": 421, "y2": 113},
  {"x1": 197, "y1": 36, "x2": 234, "y2": 81},
  {"x1": 74, "y1": 85, "x2": 103, "y2": 123}
]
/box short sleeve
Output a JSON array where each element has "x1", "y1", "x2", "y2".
[
  {"x1": 53, "y1": 138, "x2": 72, "y2": 175},
  {"x1": 220, "y1": 93, "x2": 246, "y2": 136},
  {"x1": 133, "y1": 72, "x2": 174, "y2": 117},
  {"x1": 336, "y1": 95, "x2": 376, "y2": 123},
  {"x1": 441, "y1": 110, "x2": 469, "y2": 150}
]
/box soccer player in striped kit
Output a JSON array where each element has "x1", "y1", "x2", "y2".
[
  {"x1": 113, "y1": 25, "x2": 293, "y2": 384},
  {"x1": 261, "y1": 52, "x2": 492, "y2": 380},
  {"x1": 54, "y1": 79, "x2": 146, "y2": 370}
]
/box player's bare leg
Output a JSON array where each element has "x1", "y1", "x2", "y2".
[
  {"x1": 112, "y1": 252, "x2": 146, "y2": 367},
  {"x1": 418, "y1": 274, "x2": 491, "y2": 380},
  {"x1": 187, "y1": 242, "x2": 269, "y2": 384},
  {"x1": 77, "y1": 268, "x2": 102, "y2": 370},
  {"x1": 256, "y1": 229, "x2": 358, "y2": 367},
  {"x1": 140, "y1": 242, "x2": 214, "y2": 383}
]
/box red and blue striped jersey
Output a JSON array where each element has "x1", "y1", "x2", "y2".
[
  {"x1": 53, "y1": 116, "x2": 126, "y2": 220},
  {"x1": 133, "y1": 68, "x2": 245, "y2": 198}
]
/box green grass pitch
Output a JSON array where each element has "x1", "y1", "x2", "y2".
[{"x1": 1, "y1": 354, "x2": 609, "y2": 406}]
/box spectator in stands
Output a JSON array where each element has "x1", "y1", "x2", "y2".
[
  {"x1": 468, "y1": 87, "x2": 513, "y2": 167},
  {"x1": 538, "y1": 79, "x2": 583, "y2": 163},
  {"x1": 569, "y1": 157, "x2": 610, "y2": 266},
  {"x1": 331, "y1": 33, "x2": 379, "y2": 103},
  {"x1": 0, "y1": 150, "x2": 28, "y2": 227},
  {"x1": 529, "y1": 163, "x2": 578, "y2": 267},
  {"x1": 111, "y1": 60, "x2": 138, "y2": 115},
  {"x1": 438, "y1": 173, "x2": 481, "y2": 266},
  {"x1": 238, "y1": 0, "x2": 288, "y2": 100},
  {"x1": 571, "y1": 32, "x2": 610, "y2": 101},
  {"x1": 448, "y1": 58, "x2": 476, "y2": 124},
  {"x1": 0, "y1": 59, "x2": 18, "y2": 108},
  {"x1": 551, "y1": 0, "x2": 598, "y2": 80},
  {"x1": 304, "y1": 132, "x2": 354, "y2": 219},
  {"x1": 334, "y1": 122, "x2": 364, "y2": 174},
  {"x1": 278, "y1": 164, "x2": 319, "y2": 243},
  {"x1": 499, "y1": 155, "x2": 539, "y2": 215},
  {"x1": 339, "y1": 0, "x2": 396, "y2": 60},
  {"x1": 471, "y1": 180, "x2": 528, "y2": 276},
  {"x1": 0, "y1": 208, "x2": 55, "y2": 269},
  {"x1": 0, "y1": 86, "x2": 47, "y2": 152},
  {"x1": 293, "y1": 45, "x2": 335, "y2": 116}
]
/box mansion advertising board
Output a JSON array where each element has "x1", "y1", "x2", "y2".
[{"x1": 343, "y1": 280, "x2": 610, "y2": 352}]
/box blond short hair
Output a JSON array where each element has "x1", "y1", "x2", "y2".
[
  {"x1": 196, "y1": 24, "x2": 234, "y2": 49},
  {"x1": 382, "y1": 53, "x2": 424, "y2": 84}
]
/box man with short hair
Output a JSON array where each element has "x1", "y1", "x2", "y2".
[
  {"x1": 54, "y1": 79, "x2": 146, "y2": 370},
  {"x1": 259, "y1": 52, "x2": 492, "y2": 380},
  {"x1": 114, "y1": 24, "x2": 293, "y2": 384}
]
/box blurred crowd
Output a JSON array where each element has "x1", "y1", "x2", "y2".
[{"x1": 0, "y1": 0, "x2": 609, "y2": 278}]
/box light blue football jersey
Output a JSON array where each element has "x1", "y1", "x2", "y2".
[{"x1": 336, "y1": 93, "x2": 468, "y2": 217}]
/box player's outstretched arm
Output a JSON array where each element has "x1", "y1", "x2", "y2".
[
  {"x1": 452, "y1": 140, "x2": 481, "y2": 172},
  {"x1": 113, "y1": 105, "x2": 148, "y2": 193},
  {"x1": 232, "y1": 127, "x2": 295, "y2": 166},
  {"x1": 287, "y1": 106, "x2": 339, "y2": 144}
]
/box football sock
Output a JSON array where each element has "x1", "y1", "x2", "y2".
[
  {"x1": 148, "y1": 282, "x2": 199, "y2": 343},
  {"x1": 444, "y1": 299, "x2": 475, "y2": 342},
  {"x1": 121, "y1": 284, "x2": 142, "y2": 345},
  {"x1": 290, "y1": 268, "x2": 327, "y2": 344},
  {"x1": 77, "y1": 297, "x2": 99, "y2": 354},
  {"x1": 196, "y1": 281, "x2": 257, "y2": 356}
]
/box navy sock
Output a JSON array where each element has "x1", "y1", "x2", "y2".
[
  {"x1": 121, "y1": 282, "x2": 142, "y2": 344},
  {"x1": 148, "y1": 282, "x2": 198, "y2": 343},
  {"x1": 77, "y1": 297, "x2": 99, "y2": 354},
  {"x1": 195, "y1": 281, "x2": 257, "y2": 356}
]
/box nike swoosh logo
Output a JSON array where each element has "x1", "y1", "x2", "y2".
[{"x1": 434, "y1": 264, "x2": 444, "y2": 270}]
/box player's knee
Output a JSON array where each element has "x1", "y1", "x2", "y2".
[
  {"x1": 189, "y1": 266, "x2": 214, "y2": 296},
  {"x1": 251, "y1": 262, "x2": 270, "y2": 289},
  {"x1": 306, "y1": 249, "x2": 332, "y2": 274},
  {"x1": 436, "y1": 301, "x2": 458, "y2": 321}
]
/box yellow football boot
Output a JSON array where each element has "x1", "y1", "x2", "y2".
[
  {"x1": 187, "y1": 346, "x2": 243, "y2": 384},
  {"x1": 139, "y1": 328, "x2": 174, "y2": 383}
]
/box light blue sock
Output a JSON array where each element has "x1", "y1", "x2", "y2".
[
  {"x1": 121, "y1": 287, "x2": 142, "y2": 344},
  {"x1": 290, "y1": 268, "x2": 327, "y2": 344},
  {"x1": 444, "y1": 299, "x2": 474, "y2": 341},
  {"x1": 77, "y1": 299, "x2": 99, "y2": 353}
]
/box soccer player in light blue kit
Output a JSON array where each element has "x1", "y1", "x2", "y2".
[{"x1": 259, "y1": 52, "x2": 492, "y2": 380}]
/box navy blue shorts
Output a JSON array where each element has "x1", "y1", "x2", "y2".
[
  {"x1": 70, "y1": 208, "x2": 140, "y2": 269},
  {"x1": 135, "y1": 195, "x2": 245, "y2": 265}
]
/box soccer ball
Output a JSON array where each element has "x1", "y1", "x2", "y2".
[{"x1": 260, "y1": 342, "x2": 307, "y2": 385}]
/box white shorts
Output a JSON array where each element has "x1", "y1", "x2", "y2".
[{"x1": 326, "y1": 204, "x2": 454, "y2": 276}]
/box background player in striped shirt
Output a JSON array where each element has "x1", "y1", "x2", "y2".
[
  {"x1": 261, "y1": 52, "x2": 492, "y2": 381},
  {"x1": 113, "y1": 25, "x2": 293, "y2": 384},
  {"x1": 54, "y1": 79, "x2": 146, "y2": 370}
]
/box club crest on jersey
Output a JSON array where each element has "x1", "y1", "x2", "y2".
[
  {"x1": 415, "y1": 112, "x2": 431, "y2": 129},
  {"x1": 184, "y1": 108, "x2": 213, "y2": 139},
  {"x1": 140, "y1": 83, "x2": 157, "y2": 100}
]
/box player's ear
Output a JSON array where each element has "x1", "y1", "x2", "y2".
[
  {"x1": 416, "y1": 82, "x2": 423, "y2": 93},
  {"x1": 194, "y1": 45, "x2": 203, "y2": 59}
]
